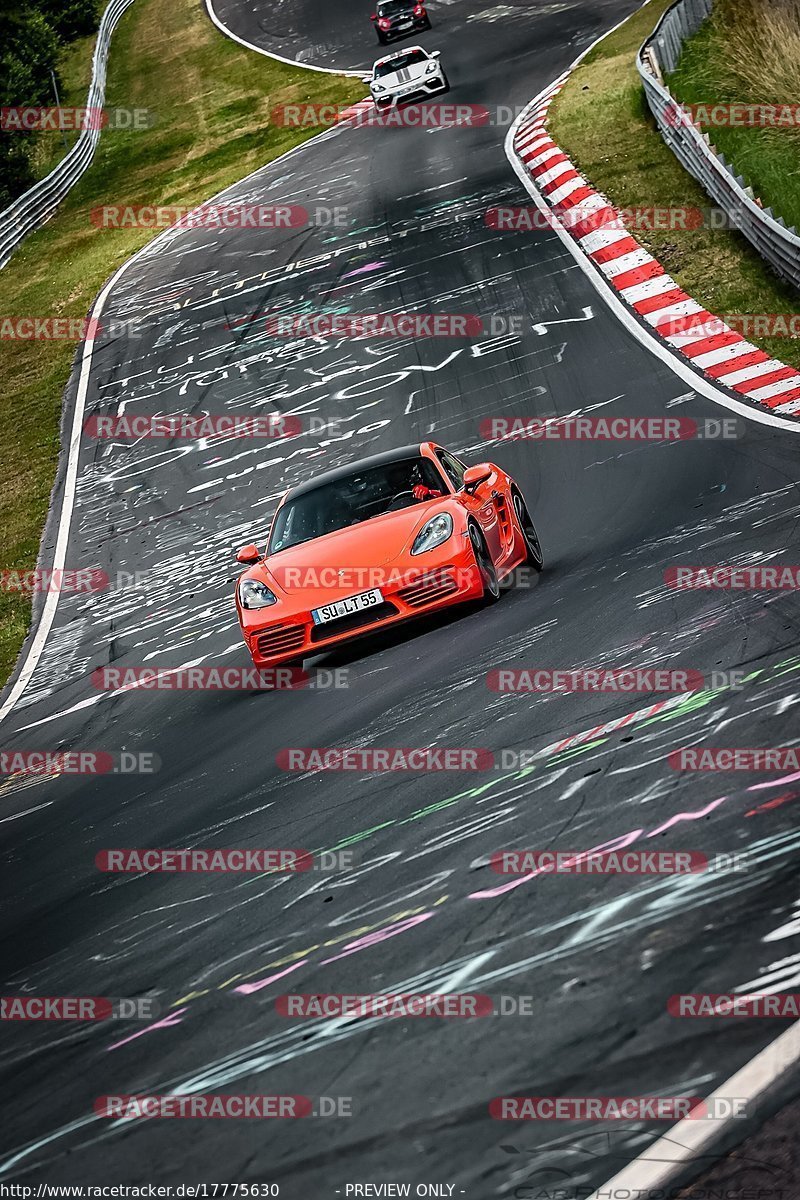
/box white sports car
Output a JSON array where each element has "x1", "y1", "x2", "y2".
[{"x1": 365, "y1": 46, "x2": 449, "y2": 109}]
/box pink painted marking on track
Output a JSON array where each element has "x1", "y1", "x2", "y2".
[
  {"x1": 645, "y1": 796, "x2": 727, "y2": 838},
  {"x1": 748, "y1": 770, "x2": 800, "y2": 791},
  {"x1": 469, "y1": 830, "x2": 644, "y2": 900},
  {"x1": 320, "y1": 913, "x2": 433, "y2": 964},
  {"x1": 341, "y1": 262, "x2": 387, "y2": 279},
  {"x1": 106, "y1": 1007, "x2": 188, "y2": 1052},
  {"x1": 234, "y1": 960, "x2": 309, "y2": 996}
]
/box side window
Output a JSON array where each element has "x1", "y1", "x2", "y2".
[{"x1": 436, "y1": 450, "x2": 466, "y2": 490}]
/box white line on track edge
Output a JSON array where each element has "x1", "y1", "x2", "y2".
[
  {"x1": 502, "y1": 9, "x2": 800, "y2": 1194},
  {"x1": 503, "y1": 4, "x2": 800, "y2": 435},
  {"x1": 204, "y1": 0, "x2": 365, "y2": 76},
  {"x1": 584, "y1": 1019, "x2": 800, "y2": 1198}
]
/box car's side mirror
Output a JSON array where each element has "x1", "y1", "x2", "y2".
[
  {"x1": 432, "y1": 50, "x2": 441, "y2": 56},
  {"x1": 462, "y1": 464, "x2": 492, "y2": 492},
  {"x1": 370, "y1": 12, "x2": 377, "y2": 18},
  {"x1": 236, "y1": 544, "x2": 260, "y2": 565},
  {"x1": 362, "y1": 73, "x2": 373, "y2": 83}
]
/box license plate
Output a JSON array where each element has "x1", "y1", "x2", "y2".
[
  {"x1": 312, "y1": 588, "x2": 384, "y2": 625},
  {"x1": 398, "y1": 19, "x2": 412, "y2": 26}
]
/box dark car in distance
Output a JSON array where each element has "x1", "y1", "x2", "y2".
[{"x1": 370, "y1": 0, "x2": 432, "y2": 44}]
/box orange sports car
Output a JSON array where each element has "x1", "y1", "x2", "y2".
[{"x1": 234, "y1": 441, "x2": 542, "y2": 667}]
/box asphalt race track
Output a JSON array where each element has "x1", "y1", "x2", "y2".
[{"x1": 1, "y1": 0, "x2": 799, "y2": 1193}]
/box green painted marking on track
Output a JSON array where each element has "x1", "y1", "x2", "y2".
[{"x1": 242, "y1": 660, "x2": 800, "y2": 887}]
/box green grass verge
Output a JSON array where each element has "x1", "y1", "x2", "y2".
[
  {"x1": 0, "y1": 0, "x2": 363, "y2": 686},
  {"x1": 668, "y1": 0, "x2": 800, "y2": 234},
  {"x1": 29, "y1": 27, "x2": 100, "y2": 181},
  {"x1": 547, "y1": 0, "x2": 800, "y2": 370}
]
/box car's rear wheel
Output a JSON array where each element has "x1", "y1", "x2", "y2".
[
  {"x1": 469, "y1": 523, "x2": 501, "y2": 603},
  {"x1": 512, "y1": 490, "x2": 543, "y2": 571}
]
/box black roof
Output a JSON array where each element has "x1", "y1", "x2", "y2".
[{"x1": 284, "y1": 444, "x2": 427, "y2": 499}]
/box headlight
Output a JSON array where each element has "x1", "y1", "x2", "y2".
[
  {"x1": 425, "y1": 60, "x2": 438, "y2": 73},
  {"x1": 372, "y1": 82, "x2": 385, "y2": 92},
  {"x1": 239, "y1": 578, "x2": 278, "y2": 609},
  {"x1": 411, "y1": 512, "x2": 453, "y2": 555}
]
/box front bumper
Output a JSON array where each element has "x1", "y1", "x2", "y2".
[
  {"x1": 379, "y1": 15, "x2": 429, "y2": 38},
  {"x1": 241, "y1": 554, "x2": 482, "y2": 667},
  {"x1": 372, "y1": 72, "x2": 446, "y2": 108}
]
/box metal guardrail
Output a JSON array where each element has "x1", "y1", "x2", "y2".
[
  {"x1": 0, "y1": 0, "x2": 138, "y2": 270},
  {"x1": 637, "y1": 0, "x2": 800, "y2": 289}
]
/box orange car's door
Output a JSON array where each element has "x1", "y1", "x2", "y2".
[{"x1": 459, "y1": 468, "x2": 504, "y2": 562}]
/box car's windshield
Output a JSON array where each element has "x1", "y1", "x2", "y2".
[
  {"x1": 374, "y1": 49, "x2": 427, "y2": 77},
  {"x1": 377, "y1": 0, "x2": 414, "y2": 13},
  {"x1": 269, "y1": 456, "x2": 446, "y2": 553}
]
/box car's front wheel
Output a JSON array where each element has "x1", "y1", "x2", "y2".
[
  {"x1": 512, "y1": 490, "x2": 543, "y2": 571},
  {"x1": 377, "y1": 30, "x2": 388, "y2": 42},
  {"x1": 469, "y1": 523, "x2": 501, "y2": 603},
  {"x1": 438, "y1": 73, "x2": 450, "y2": 93}
]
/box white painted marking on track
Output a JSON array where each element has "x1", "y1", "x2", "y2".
[
  {"x1": 531, "y1": 306, "x2": 593, "y2": 335},
  {"x1": 203, "y1": 0, "x2": 364, "y2": 75},
  {"x1": 0, "y1": 126, "x2": 345, "y2": 726},
  {"x1": 0, "y1": 801, "x2": 54, "y2": 823},
  {"x1": 584, "y1": 1021, "x2": 800, "y2": 1200}
]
